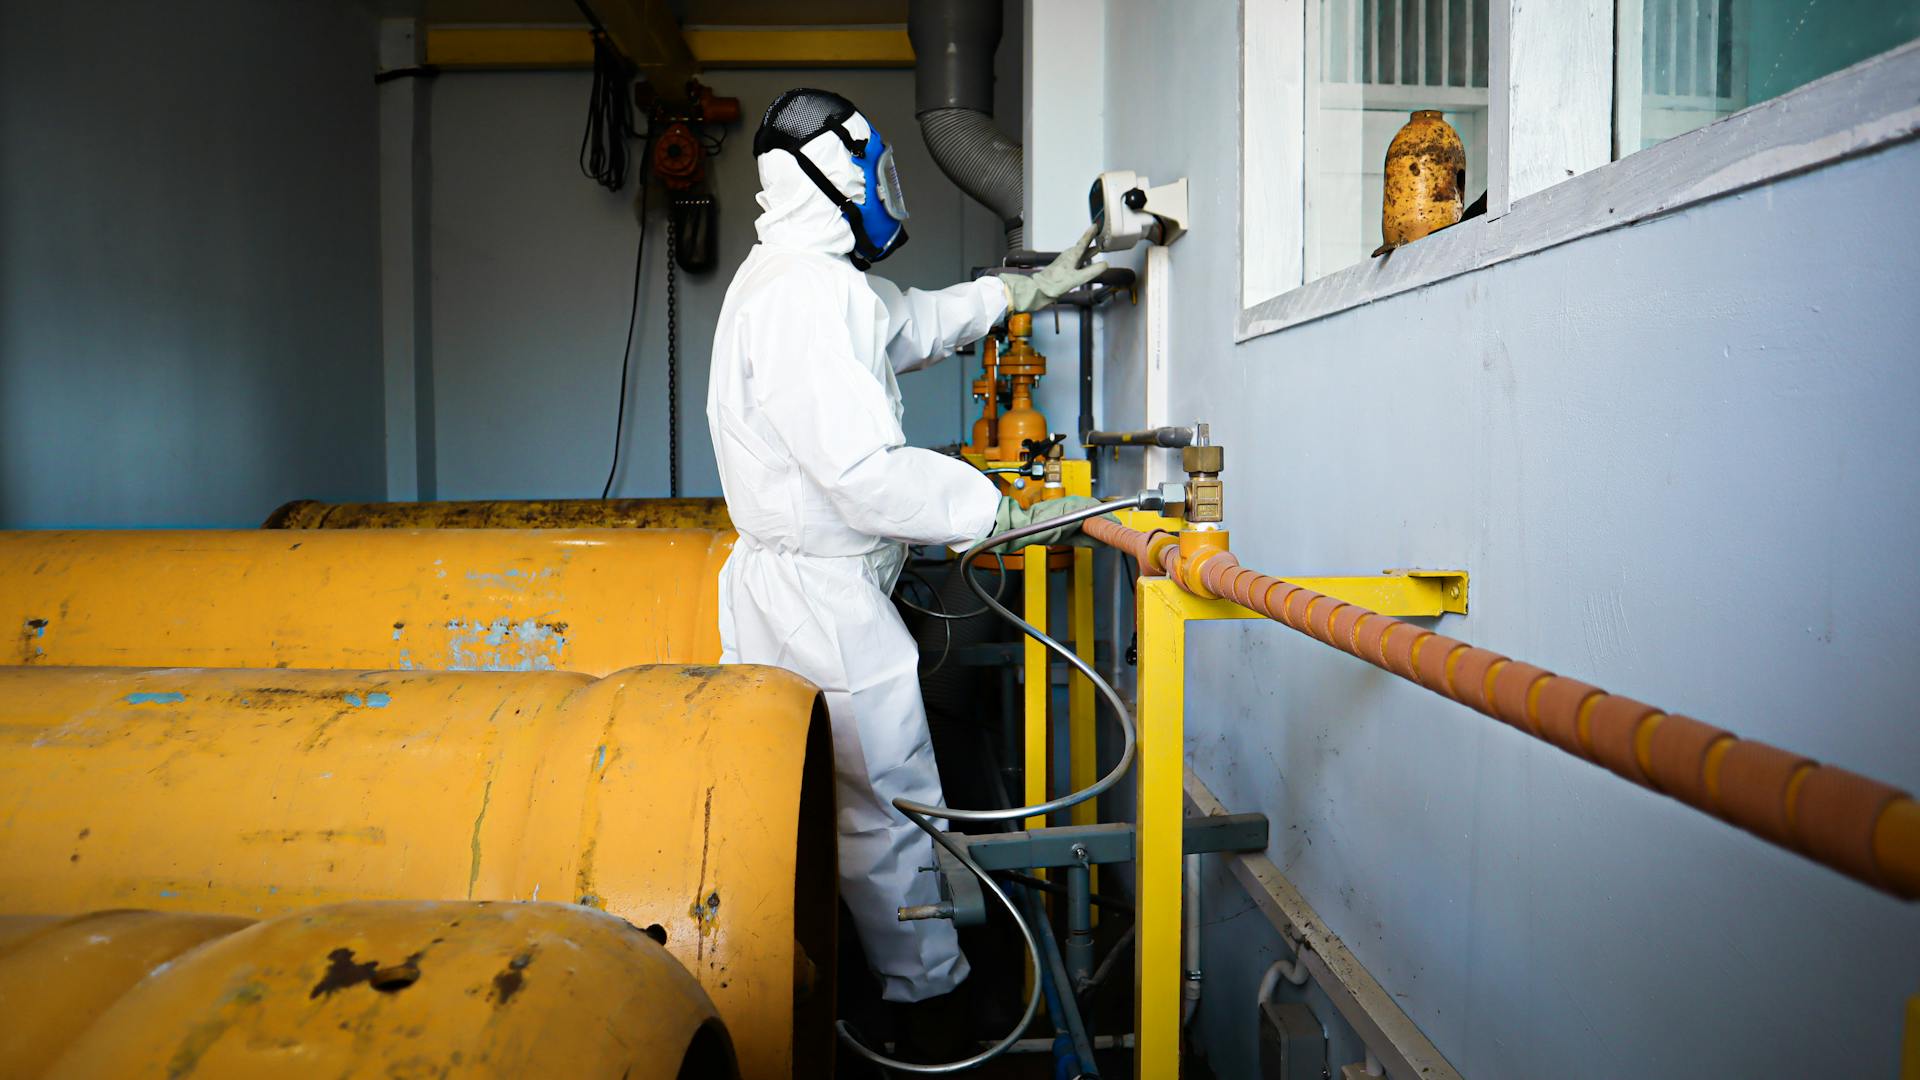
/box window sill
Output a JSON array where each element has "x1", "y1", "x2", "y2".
[{"x1": 1236, "y1": 38, "x2": 1920, "y2": 344}]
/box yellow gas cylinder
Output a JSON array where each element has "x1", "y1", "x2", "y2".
[
  {"x1": 1374, "y1": 109, "x2": 1466, "y2": 256},
  {"x1": 264, "y1": 496, "x2": 734, "y2": 531},
  {"x1": 0, "y1": 665, "x2": 833, "y2": 1080},
  {"x1": 0, "y1": 527, "x2": 732, "y2": 672},
  {"x1": 2, "y1": 902, "x2": 737, "y2": 1079}
]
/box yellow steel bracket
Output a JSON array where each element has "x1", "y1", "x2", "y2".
[
  {"x1": 1128, "y1": 555, "x2": 1469, "y2": 1078},
  {"x1": 1106, "y1": 510, "x2": 1468, "y2": 616},
  {"x1": 1135, "y1": 580, "x2": 1255, "y2": 1078}
]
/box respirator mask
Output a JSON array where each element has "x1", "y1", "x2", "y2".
[{"x1": 754, "y1": 88, "x2": 909, "y2": 268}]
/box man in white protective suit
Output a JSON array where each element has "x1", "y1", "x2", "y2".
[{"x1": 705, "y1": 88, "x2": 1107, "y2": 1051}]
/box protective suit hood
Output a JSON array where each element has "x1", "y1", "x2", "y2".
[{"x1": 753, "y1": 113, "x2": 875, "y2": 255}]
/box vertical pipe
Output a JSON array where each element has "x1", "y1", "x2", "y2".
[
  {"x1": 1078, "y1": 306, "x2": 1095, "y2": 458},
  {"x1": 1065, "y1": 858, "x2": 1095, "y2": 990},
  {"x1": 1181, "y1": 853, "x2": 1203, "y2": 1027},
  {"x1": 1026, "y1": 884, "x2": 1101, "y2": 1077}
]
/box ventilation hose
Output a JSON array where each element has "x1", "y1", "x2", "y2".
[
  {"x1": 908, "y1": 0, "x2": 1025, "y2": 249},
  {"x1": 836, "y1": 496, "x2": 1143, "y2": 1074}
]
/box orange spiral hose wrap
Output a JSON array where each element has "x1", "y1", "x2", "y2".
[{"x1": 1084, "y1": 516, "x2": 1920, "y2": 900}]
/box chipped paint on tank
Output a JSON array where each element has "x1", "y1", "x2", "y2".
[
  {"x1": 342, "y1": 691, "x2": 392, "y2": 708},
  {"x1": 124, "y1": 692, "x2": 185, "y2": 705},
  {"x1": 443, "y1": 617, "x2": 569, "y2": 672}
]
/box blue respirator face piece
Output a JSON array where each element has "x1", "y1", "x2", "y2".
[
  {"x1": 845, "y1": 125, "x2": 909, "y2": 264},
  {"x1": 752, "y1": 89, "x2": 909, "y2": 269}
]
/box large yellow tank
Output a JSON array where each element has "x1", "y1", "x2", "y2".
[
  {"x1": 0, "y1": 665, "x2": 833, "y2": 1080},
  {"x1": 1, "y1": 528, "x2": 731, "y2": 672},
  {"x1": 265, "y1": 496, "x2": 734, "y2": 531},
  {"x1": 0, "y1": 902, "x2": 737, "y2": 1079}
]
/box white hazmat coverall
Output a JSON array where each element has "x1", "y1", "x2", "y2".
[{"x1": 705, "y1": 113, "x2": 1006, "y2": 1003}]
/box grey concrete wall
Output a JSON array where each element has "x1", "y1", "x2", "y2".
[
  {"x1": 0, "y1": 0, "x2": 385, "y2": 527},
  {"x1": 424, "y1": 67, "x2": 1015, "y2": 500},
  {"x1": 1094, "y1": 3, "x2": 1920, "y2": 1078}
]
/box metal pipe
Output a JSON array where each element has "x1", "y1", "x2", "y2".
[
  {"x1": 991, "y1": 1035, "x2": 1134, "y2": 1054},
  {"x1": 909, "y1": 0, "x2": 1023, "y2": 247},
  {"x1": 1065, "y1": 858, "x2": 1096, "y2": 990},
  {"x1": 1079, "y1": 307, "x2": 1095, "y2": 453},
  {"x1": 1084, "y1": 426, "x2": 1195, "y2": 449},
  {"x1": 1181, "y1": 853, "x2": 1203, "y2": 1028},
  {"x1": 1026, "y1": 884, "x2": 1102, "y2": 1078},
  {"x1": 1083, "y1": 516, "x2": 1920, "y2": 902}
]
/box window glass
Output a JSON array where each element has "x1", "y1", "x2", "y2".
[
  {"x1": 1618, "y1": 0, "x2": 1920, "y2": 156},
  {"x1": 1307, "y1": 0, "x2": 1491, "y2": 281}
]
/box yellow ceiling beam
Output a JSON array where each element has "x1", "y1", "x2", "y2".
[
  {"x1": 423, "y1": 26, "x2": 915, "y2": 72},
  {"x1": 424, "y1": 27, "x2": 596, "y2": 68},
  {"x1": 589, "y1": 0, "x2": 696, "y2": 87},
  {"x1": 682, "y1": 28, "x2": 914, "y2": 68}
]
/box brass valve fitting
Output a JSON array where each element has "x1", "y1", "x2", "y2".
[{"x1": 1180, "y1": 422, "x2": 1224, "y2": 526}]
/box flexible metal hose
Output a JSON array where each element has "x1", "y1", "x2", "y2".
[
  {"x1": 918, "y1": 108, "x2": 1025, "y2": 248},
  {"x1": 836, "y1": 496, "x2": 1142, "y2": 1074}
]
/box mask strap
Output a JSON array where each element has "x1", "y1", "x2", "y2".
[
  {"x1": 784, "y1": 148, "x2": 878, "y2": 270},
  {"x1": 827, "y1": 122, "x2": 868, "y2": 158}
]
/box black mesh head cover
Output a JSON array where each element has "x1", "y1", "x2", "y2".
[{"x1": 753, "y1": 88, "x2": 859, "y2": 157}]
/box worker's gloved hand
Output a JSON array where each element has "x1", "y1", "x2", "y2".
[
  {"x1": 994, "y1": 224, "x2": 1109, "y2": 314},
  {"x1": 982, "y1": 495, "x2": 1110, "y2": 553}
]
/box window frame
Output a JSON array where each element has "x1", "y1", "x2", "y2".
[{"x1": 1237, "y1": 4, "x2": 1920, "y2": 343}]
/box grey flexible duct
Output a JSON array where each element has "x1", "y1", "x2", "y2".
[{"x1": 909, "y1": 0, "x2": 1024, "y2": 249}]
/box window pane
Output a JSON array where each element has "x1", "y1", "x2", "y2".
[
  {"x1": 1307, "y1": 0, "x2": 1489, "y2": 281},
  {"x1": 1617, "y1": 0, "x2": 1920, "y2": 157}
]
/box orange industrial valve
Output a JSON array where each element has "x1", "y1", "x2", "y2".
[{"x1": 994, "y1": 313, "x2": 1048, "y2": 460}]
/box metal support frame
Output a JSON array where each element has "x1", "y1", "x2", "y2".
[
  {"x1": 1129, "y1": 569, "x2": 1471, "y2": 1079},
  {"x1": 1008, "y1": 501, "x2": 1468, "y2": 1076}
]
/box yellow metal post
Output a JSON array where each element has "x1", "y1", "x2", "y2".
[
  {"x1": 1024, "y1": 545, "x2": 1051, "y2": 833},
  {"x1": 1070, "y1": 546, "x2": 1099, "y2": 910},
  {"x1": 1135, "y1": 580, "x2": 1264, "y2": 1079}
]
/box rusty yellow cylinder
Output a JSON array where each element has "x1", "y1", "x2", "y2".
[
  {"x1": 1374, "y1": 109, "x2": 1465, "y2": 256},
  {"x1": 265, "y1": 496, "x2": 734, "y2": 531},
  {"x1": 2, "y1": 528, "x2": 731, "y2": 672},
  {"x1": 0, "y1": 909, "x2": 253, "y2": 1076},
  {"x1": 4, "y1": 902, "x2": 737, "y2": 1079},
  {"x1": 0, "y1": 665, "x2": 834, "y2": 1080}
]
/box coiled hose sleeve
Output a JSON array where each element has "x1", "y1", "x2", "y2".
[{"x1": 919, "y1": 108, "x2": 1025, "y2": 248}]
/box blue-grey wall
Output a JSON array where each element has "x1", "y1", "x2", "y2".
[
  {"x1": 1091, "y1": 3, "x2": 1920, "y2": 1078},
  {"x1": 0, "y1": 0, "x2": 385, "y2": 528},
  {"x1": 422, "y1": 66, "x2": 1016, "y2": 500}
]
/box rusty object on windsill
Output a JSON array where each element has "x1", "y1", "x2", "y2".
[
  {"x1": 1373, "y1": 110, "x2": 1465, "y2": 257},
  {"x1": 1085, "y1": 515, "x2": 1920, "y2": 902}
]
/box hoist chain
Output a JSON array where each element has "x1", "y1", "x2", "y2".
[{"x1": 666, "y1": 207, "x2": 680, "y2": 498}]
